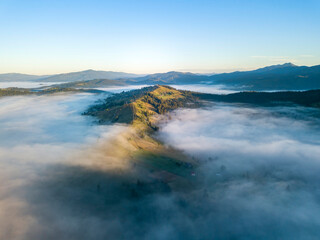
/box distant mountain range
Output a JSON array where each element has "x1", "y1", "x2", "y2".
[
  {"x1": 51, "y1": 78, "x2": 126, "y2": 88},
  {"x1": 36, "y1": 70, "x2": 140, "y2": 82},
  {"x1": 128, "y1": 63, "x2": 320, "y2": 90},
  {"x1": 0, "y1": 70, "x2": 140, "y2": 82},
  {"x1": 1, "y1": 63, "x2": 320, "y2": 90},
  {"x1": 128, "y1": 71, "x2": 209, "y2": 85},
  {"x1": 206, "y1": 63, "x2": 320, "y2": 90},
  {"x1": 85, "y1": 85, "x2": 320, "y2": 126},
  {"x1": 0, "y1": 73, "x2": 46, "y2": 82}
]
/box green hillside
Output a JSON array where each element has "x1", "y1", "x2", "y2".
[
  {"x1": 84, "y1": 85, "x2": 199, "y2": 186},
  {"x1": 85, "y1": 85, "x2": 320, "y2": 128},
  {"x1": 0, "y1": 88, "x2": 32, "y2": 96},
  {"x1": 0, "y1": 86, "x2": 104, "y2": 97},
  {"x1": 84, "y1": 85, "x2": 199, "y2": 127},
  {"x1": 84, "y1": 85, "x2": 320, "y2": 188},
  {"x1": 51, "y1": 78, "x2": 126, "y2": 88}
]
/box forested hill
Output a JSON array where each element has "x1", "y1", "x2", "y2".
[
  {"x1": 0, "y1": 86, "x2": 104, "y2": 97},
  {"x1": 84, "y1": 85, "x2": 199, "y2": 126},
  {"x1": 124, "y1": 63, "x2": 320, "y2": 91},
  {"x1": 195, "y1": 89, "x2": 320, "y2": 108},
  {"x1": 51, "y1": 78, "x2": 126, "y2": 88},
  {"x1": 85, "y1": 86, "x2": 320, "y2": 127},
  {"x1": 207, "y1": 64, "x2": 320, "y2": 91}
]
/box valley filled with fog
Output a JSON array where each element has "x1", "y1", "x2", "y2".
[
  {"x1": 158, "y1": 103, "x2": 320, "y2": 239},
  {"x1": 0, "y1": 81, "x2": 63, "y2": 89},
  {"x1": 1, "y1": 85, "x2": 320, "y2": 239},
  {"x1": 0, "y1": 91, "x2": 126, "y2": 239}
]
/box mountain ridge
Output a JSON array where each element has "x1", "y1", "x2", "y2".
[
  {"x1": 2, "y1": 63, "x2": 320, "y2": 91},
  {"x1": 0, "y1": 70, "x2": 141, "y2": 82},
  {"x1": 125, "y1": 63, "x2": 320, "y2": 90},
  {"x1": 85, "y1": 85, "x2": 320, "y2": 127}
]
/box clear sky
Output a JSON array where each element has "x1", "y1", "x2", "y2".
[{"x1": 1, "y1": 0, "x2": 319, "y2": 74}]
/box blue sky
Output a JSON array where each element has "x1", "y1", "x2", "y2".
[{"x1": 0, "y1": 0, "x2": 319, "y2": 74}]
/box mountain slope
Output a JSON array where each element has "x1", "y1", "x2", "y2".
[
  {"x1": 84, "y1": 85, "x2": 199, "y2": 126},
  {"x1": 85, "y1": 85, "x2": 320, "y2": 126},
  {"x1": 0, "y1": 86, "x2": 104, "y2": 97},
  {"x1": 3, "y1": 63, "x2": 320, "y2": 90},
  {"x1": 207, "y1": 63, "x2": 320, "y2": 90},
  {"x1": 127, "y1": 63, "x2": 320, "y2": 90},
  {"x1": 0, "y1": 73, "x2": 45, "y2": 82},
  {"x1": 0, "y1": 70, "x2": 141, "y2": 83},
  {"x1": 51, "y1": 78, "x2": 126, "y2": 88},
  {"x1": 36, "y1": 69, "x2": 140, "y2": 82},
  {"x1": 83, "y1": 85, "x2": 320, "y2": 186},
  {"x1": 129, "y1": 71, "x2": 208, "y2": 85},
  {"x1": 84, "y1": 85, "x2": 199, "y2": 183},
  {"x1": 195, "y1": 89, "x2": 320, "y2": 107}
]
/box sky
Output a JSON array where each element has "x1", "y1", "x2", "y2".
[{"x1": 0, "y1": 0, "x2": 319, "y2": 74}]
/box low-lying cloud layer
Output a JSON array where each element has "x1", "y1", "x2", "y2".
[
  {"x1": 0, "y1": 93, "x2": 129, "y2": 239},
  {"x1": 158, "y1": 103, "x2": 320, "y2": 239},
  {"x1": 1, "y1": 92, "x2": 320, "y2": 240},
  {"x1": 169, "y1": 84, "x2": 236, "y2": 94}
]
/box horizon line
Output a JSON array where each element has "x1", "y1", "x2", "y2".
[{"x1": 1, "y1": 62, "x2": 319, "y2": 76}]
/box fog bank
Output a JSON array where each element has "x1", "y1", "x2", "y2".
[
  {"x1": 2, "y1": 93, "x2": 320, "y2": 239},
  {"x1": 169, "y1": 84, "x2": 236, "y2": 94},
  {"x1": 0, "y1": 93, "x2": 130, "y2": 239},
  {"x1": 157, "y1": 103, "x2": 320, "y2": 239}
]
